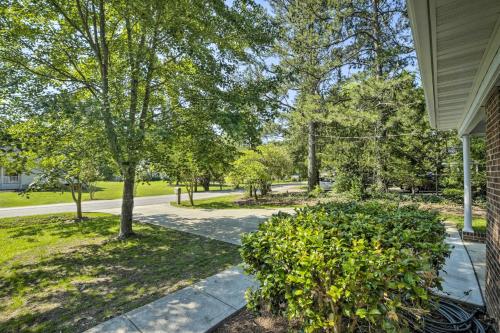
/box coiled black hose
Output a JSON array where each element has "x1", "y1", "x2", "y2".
[{"x1": 401, "y1": 300, "x2": 488, "y2": 333}]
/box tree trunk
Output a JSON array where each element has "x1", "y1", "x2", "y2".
[
  {"x1": 70, "y1": 182, "x2": 83, "y2": 220},
  {"x1": 194, "y1": 179, "x2": 198, "y2": 192},
  {"x1": 372, "y1": 0, "x2": 385, "y2": 192},
  {"x1": 435, "y1": 171, "x2": 439, "y2": 195},
  {"x1": 89, "y1": 182, "x2": 95, "y2": 200},
  {"x1": 372, "y1": 0, "x2": 383, "y2": 77},
  {"x1": 249, "y1": 184, "x2": 253, "y2": 197},
  {"x1": 307, "y1": 121, "x2": 319, "y2": 192},
  {"x1": 119, "y1": 166, "x2": 136, "y2": 239},
  {"x1": 187, "y1": 182, "x2": 194, "y2": 206},
  {"x1": 202, "y1": 176, "x2": 210, "y2": 191},
  {"x1": 76, "y1": 184, "x2": 82, "y2": 220}
]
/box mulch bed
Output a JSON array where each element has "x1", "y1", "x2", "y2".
[
  {"x1": 213, "y1": 302, "x2": 496, "y2": 333},
  {"x1": 212, "y1": 309, "x2": 290, "y2": 333}
]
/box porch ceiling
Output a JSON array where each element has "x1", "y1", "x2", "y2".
[{"x1": 408, "y1": 0, "x2": 500, "y2": 133}]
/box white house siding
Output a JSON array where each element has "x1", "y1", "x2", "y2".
[{"x1": 0, "y1": 167, "x2": 35, "y2": 191}]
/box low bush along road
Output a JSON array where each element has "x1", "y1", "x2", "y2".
[{"x1": 0, "y1": 213, "x2": 240, "y2": 333}]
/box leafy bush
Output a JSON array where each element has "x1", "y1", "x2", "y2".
[
  {"x1": 333, "y1": 174, "x2": 365, "y2": 200},
  {"x1": 241, "y1": 202, "x2": 449, "y2": 333},
  {"x1": 442, "y1": 188, "x2": 463, "y2": 204},
  {"x1": 307, "y1": 185, "x2": 323, "y2": 198},
  {"x1": 473, "y1": 195, "x2": 487, "y2": 209}
]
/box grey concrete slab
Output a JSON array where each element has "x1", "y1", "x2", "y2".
[
  {"x1": 464, "y1": 240, "x2": 486, "y2": 297},
  {"x1": 125, "y1": 286, "x2": 235, "y2": 333},
  {"x1": 95, "y1": 202, "x2": 293, "y2": 245},
  {"x1": 84, "y1": 316, "x2": 140, "y2": 333},
  {"x1": 434, "y1": 224, "x2": 484, "y2": 306},
  {"x1": 134, "y1": 211, "x2": 266, "y2": 245},
  {"x1": 193, "y1": 266, "x2": 259, "y2": 309}
]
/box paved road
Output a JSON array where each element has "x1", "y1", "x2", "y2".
[{"x1": 0, "y1": 183, "x2": 301, "y2": 218}]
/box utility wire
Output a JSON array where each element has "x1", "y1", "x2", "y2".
[{"x1": 313, "y1": 132, "x2": 427, "y2": 140}]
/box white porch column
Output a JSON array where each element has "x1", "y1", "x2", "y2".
[{"x1": 462, "y1": 135, "x2": 474, "y2": 233}]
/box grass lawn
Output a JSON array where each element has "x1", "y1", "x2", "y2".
[
  {"x1": 0, "y1": 181, "x2": 232, "y2": 208},
  {"x1": 439, "y1": 212, "x2": 487, "y2": 233},
  {"x1": 0, "y1": 213, "x2": 241, "y2": 333}
]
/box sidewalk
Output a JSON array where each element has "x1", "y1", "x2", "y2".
[
  {"x1": 86, "y1": 266, "x2": 257, "y2": 333},
  {"x1": 85, "y1": 216, "x2": 485, "y2": 333},
  {"x1": 435, "y1": 222, "x2": 485, "y2": 307}
]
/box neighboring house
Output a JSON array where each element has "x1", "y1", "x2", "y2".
[
  {"x1": 408, "y1": 0, "x2": 500, "y2": 328},
  {"x1": 0, "y1": 167, "x2": 35, "y2": 191}
]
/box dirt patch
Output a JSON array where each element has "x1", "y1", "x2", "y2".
[
  {"x1": 234, "y1": 191, "x2": 325, "y2": 208},
  {"x1": 418, "y1": 202, "x2": 486, "y2": 217},
  {"x1": 213, "y1": 309, "x2": 291, "y2": 333},
  {"x1": 214, "y1": 304, "x2": 495, "y2": 333}
]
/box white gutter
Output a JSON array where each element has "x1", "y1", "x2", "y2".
[{"x1": 407, "y1": 0, "x2": 437, "y2": 128}]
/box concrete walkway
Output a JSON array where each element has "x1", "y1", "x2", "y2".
[
  {"x1": 85, "y1": 266, "x2": 257, "y2": 333},
  {"x1": 463, "y1": 240, "x2": 487, "y2": 298},
  {"x1": 435, "y1": 223, "x2": 485, "y2": 307},
  {"x1": 97, "y1": 203, "x2": 293, "y2": 245}
]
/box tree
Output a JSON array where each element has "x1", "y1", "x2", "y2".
[
  {"x1": 227, "y1": 149, "x2": 270, "y2": 199},
  {"x1": 271, "y1": 0, "x2": 355, "y2": 192},
  {"x1": 1, "y1": 0, "x2": 273, "y2": 238},
  {"x1": 227, "y1": 144, "x2": 292, "y2": 198},
  {"x1": 341, "y1": 0, "x2": 414, "y2": 190},
  {"x1": 257, "y1": 144, "x2": 293, "y2": 182},
  {"x1": 170, "y1": 143, "x2": 200, "y2": 206},
  {"x1": 275, "y1": 0, "x2": 419, "y2": 194},
  {"x1": 318, "y1": 72, "x2": 414, "y2": 194},
  {"x1": 154, "y1": 128, "x2": 238, "y2": 206},
  {"x1": 6, "y1": 94, "x2": 110, "y2": 219}
]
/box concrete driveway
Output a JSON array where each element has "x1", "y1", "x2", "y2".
[{"x1": 97, "y1": 203, "x2": 294, "y2": 245}]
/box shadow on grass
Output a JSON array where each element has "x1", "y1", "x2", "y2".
[
  {"x1": 0, "y1": 216, "x2": 241, "y2": 333},
  {"x1": 5, "y1": 215, "x2": 116, "y2": 239}
]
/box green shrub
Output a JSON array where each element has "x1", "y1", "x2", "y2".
[
  {"x1": 241, "y1": 202, "x2": 449, "y2": 333},
  {"x1": 308, "y1": 185, "x2": 323, "y2": 198},
  {"x1": 333, "y1": 174, "x2": 365, "y2": 200},
  {"x1": 473, "y1": 195, "x2": 487, "y2": 209},
  {"x1": 442, "y1": 188, "x2": 463, "y2": 203}
]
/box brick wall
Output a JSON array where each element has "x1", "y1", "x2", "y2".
[
  {"x1": 461, "y1": 230, "x2": 487, "y2": 243},
  {"x1": 485, "y1": 85, "x2": 500, "y2": 329}
]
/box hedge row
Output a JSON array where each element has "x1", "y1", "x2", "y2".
[{"x1": 241, "y1": 202, "x2": 449, "y2": 333}]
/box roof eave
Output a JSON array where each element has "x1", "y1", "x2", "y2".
[{"x1": 407, "y1": 0, "x2": 437, "y2": 128}]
